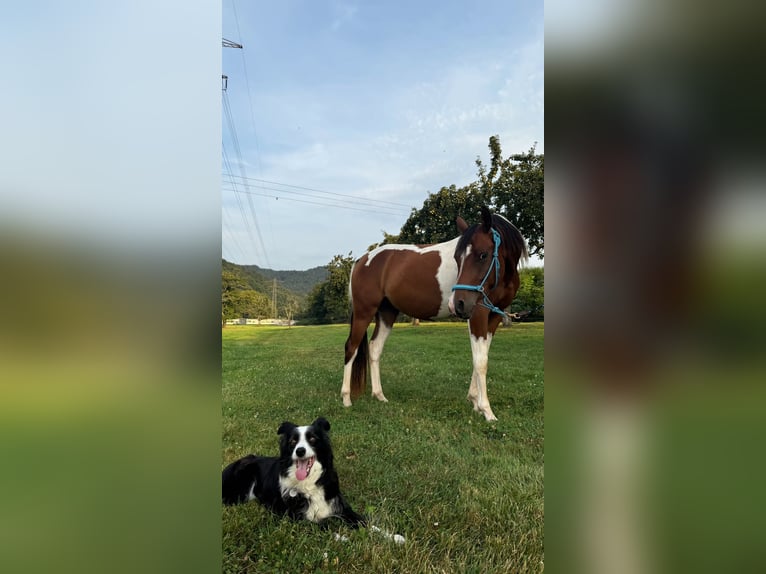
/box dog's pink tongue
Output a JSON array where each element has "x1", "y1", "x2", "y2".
[{"x1": 295, "y1": 459, "x2": 309, "y2": 481}]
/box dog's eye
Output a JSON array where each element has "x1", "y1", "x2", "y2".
[{"x1": 308, "y1": 436, "x2": 316, "y2": 445}]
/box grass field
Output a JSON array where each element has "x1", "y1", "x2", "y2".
[{"x1": 222, "y1": 321, "x2": 544, "y2": 573}]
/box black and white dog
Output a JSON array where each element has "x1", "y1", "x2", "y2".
[{"x1": 222, "y1": 417, "x2": 366, "y2": 528}]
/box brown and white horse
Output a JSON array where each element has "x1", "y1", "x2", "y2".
[{"x1": 340, "y1": 206, "x2": 528, "y2": 421}]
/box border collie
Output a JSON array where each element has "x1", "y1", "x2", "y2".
[{"x1": 222, "y1": 417, "x2": 366, "y2": 528}]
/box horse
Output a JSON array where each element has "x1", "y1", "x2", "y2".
[{"x1": 340, "y1": 206, "x2": 528, "y2": 421}]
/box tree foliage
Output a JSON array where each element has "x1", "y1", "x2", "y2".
[
  {"x1": 302, "y1": 253, "x2": 355, "y2": 324},
  {"x1": 398, "y1": 183, "x2": 487, "y2": 244},
  {"x1": 222, "y1": 259, "x2": 304, "y2": 323},
  {"x1": 222, "y1": 268, "x2": 247, "y2": 324},
  {"x1": 511, "y1": 267, "x2": 545, "y2": 318},
  {"x1": 392, "y1": 136, "x2": 544, "y2": 257},
  {"x1": 477, "y1": 137, "x2": 544, "y2": 258},
  {"x1": 237, "y1": 264, "x2": 328, "y2": 296},
  {"x1": 233, "y1": 289, "x2": 271, "y2": 319}
]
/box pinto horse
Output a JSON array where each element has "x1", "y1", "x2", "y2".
[{"x1": 340, "y1": 206, "x2": 527, "y2": 421}]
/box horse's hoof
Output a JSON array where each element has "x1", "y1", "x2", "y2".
[
  {"x1": 483, "y1": 412, "x2": 498, "y2": 422},
  {"x1": 373, "y1": 393, "x2": 388, "y2": 403},
  {"x1": 342, "y1": 395, "x2": 352, "y2": 407}
]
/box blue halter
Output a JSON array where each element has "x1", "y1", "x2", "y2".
[{"x1": 451, "y1": 227, "x2": 507, "y2": 317}]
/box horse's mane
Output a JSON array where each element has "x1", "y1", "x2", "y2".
[{"x1": 456, "y1": 213, "x2": 528, "y2": 264}]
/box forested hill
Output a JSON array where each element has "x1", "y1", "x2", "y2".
[{"x1": 222, "y1": 259, "x2": 328, "y2": 297}]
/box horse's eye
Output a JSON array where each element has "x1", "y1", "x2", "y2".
[{"x1": 479, "y1": 252, "x2": 488, "y2": 261}]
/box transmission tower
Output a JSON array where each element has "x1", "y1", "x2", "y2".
[
  {"x1": 222, "y1": 38, "x2": 242, "y2": 49},
  {"x1": 222, "y1": 38, "x2": 242, "y2": 90}
]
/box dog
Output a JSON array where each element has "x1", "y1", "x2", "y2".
[{"x1": 222, "y1": 417, "x2": 366, "y2": 528}]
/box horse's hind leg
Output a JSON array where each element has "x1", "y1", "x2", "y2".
[
  {"x1": 342, "y1": 311, "x2": 374, "y2": 407},
  {"x1": 369, "y1": 301, "x2": 398, "y2": 403}
]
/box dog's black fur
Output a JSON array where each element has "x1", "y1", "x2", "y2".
[{"x1": 222, "y1": 417, "x2": 365, "y2": 528}]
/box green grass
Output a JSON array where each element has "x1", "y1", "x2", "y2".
[{"x1": 222, "y1": 322, "x2": 544, "y2": 573}]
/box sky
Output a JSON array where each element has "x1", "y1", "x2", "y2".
[
  {"x1": 222, "y1": 0, "x2": 543, "y2": 270},
  {"x1": 1, "y1": 1, "x2": 220, "y2": 256}
]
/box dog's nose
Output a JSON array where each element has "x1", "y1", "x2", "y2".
[{"x1": 295, "y1": 447, "x2": 306, "y2": 457}]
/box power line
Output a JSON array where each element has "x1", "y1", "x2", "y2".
[
  {"x1": 221, "y1": 185, "x2": 411, "y2": 216},
  {"x1": 222, "y1": 173, "x2": 414, "y2": 210},
  {"x1": 229, "y1": 1, "x2": 263, "y2": 179},
  {"x1": 222, "y1": 16, "x2": 271, "y2": 267},
  {"x1": 223, "y1": 89, "x2": 271, "y2": 268},
  {"x1": 221, "y1": 180, "x2": 408, "y2": 216},
  {"x1": 221, "y1": 191, "x2": 248, "y2": 262},
  {"x1": 222, "y1": 178, "x2": 412, "y2": 215},
  {"x1": 222, "y1": 144, "x2": 263, "y2": 262}
]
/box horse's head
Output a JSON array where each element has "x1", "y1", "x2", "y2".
[{"x1": 449, "y1": 206, "x2": 527, "y2": 319}]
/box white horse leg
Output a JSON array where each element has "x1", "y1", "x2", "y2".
[
  {"x1": 369, "y1": 322, "x2": 392, "y2": 402},
  {"x1": 469, "y1": 331, "x2": 496, "y2": 421},
  {"x1": 466, "y1": 322, "x2": 488, "y2": 411},
  {"x1": 341, "y1": 348, "x2": 357, "y2": 407},
  {"x1": 467, "y1": 369, "x2": 480, "y2": 411},
  {"x1": 466, "y1": 320, "x2": 479, "y2": 409}
]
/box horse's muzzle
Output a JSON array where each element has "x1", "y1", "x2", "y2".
[{"x1": 453, "y1": 297, "x2": 476, "y2": 319}]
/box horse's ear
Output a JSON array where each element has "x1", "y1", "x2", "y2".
[
  {"x1": 456, "y1": 216, "x2": 468, "y2": 233},
  {"x1": 480, "y1": 206, "x2": 492, "y2": 232}
]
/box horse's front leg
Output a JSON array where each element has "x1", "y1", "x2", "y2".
[
  {"x1": 468, "y1": 316, "x2": 496, "y2": 421},
  {"x1": 467, "y1": 369, "x2": 480, "y2": 411},
  {"x1": 470, "y1": 335, "x2": 496, "y2": 421}
]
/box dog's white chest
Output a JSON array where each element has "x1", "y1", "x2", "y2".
[
  {"x1": 280, "y1": 463, "x2": 334, "y2": 522},
  {"x1": 300, "y1": 484, "x2": 333, "y2": 522}
]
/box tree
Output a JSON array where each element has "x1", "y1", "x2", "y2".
[
  {"x1": 398, "y1": 183, "x2": 486, "y2": 244},
  {"x1": 366, "y1": 230, "x2": 401, "y2": 252},
  {"x1": 303, "y1": 253, "x2": 356, "y2": 324},
  {"x1": 381, "y1": 136, "x2": 544, "y2": 258},
  {"x1": 511, "y1": 267, "x2": 544, "y2": 318},
  {"x1": 477, "y1": 137, "x2": 544, "y2": 258},
  {"x1": 231, "y1": 289, "x2": 271, "y2": 320},
  {"x1": 222, "y1": 268, "x2": 249, "y2": 326}
]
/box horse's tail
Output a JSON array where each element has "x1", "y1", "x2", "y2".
[{"x1": 350, "y1": 327, "x2": 368, "y2": 399}]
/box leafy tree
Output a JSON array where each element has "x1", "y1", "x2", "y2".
[
  {"x1": 477, "y1": 137, "x2": 544, "y2": 258},
  {"x1": 367, "y1": 230, "x2": 401, "y2": 252},
  {"x1": 398, "y1": 183, "x2": 486, "y2": 244},
  {"x1": 511, "y1": 267, "x2": 544, "y2": 318},
  {"x1": 222, "y1": 268, "x2": 249, "y2": 325},
  {"x1": 382, "y1": 136, "x2": 544, "y2": 258},
  {"x1": 231, "y1": 289, "x2": 271, "y2": 320},
  {"x1": 303, "y1": 253, "x2": 355, "y2": 324}
]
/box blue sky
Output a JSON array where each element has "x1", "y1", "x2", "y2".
[{"x1": 223, "y1": 0, "x2": 543, "y2": 269}]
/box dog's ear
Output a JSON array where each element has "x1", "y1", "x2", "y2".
[
  {"x1": 277, "y1": 421, "x2": 295, "y2": 435},
  {"x1": 312, "y1": 417, "x2": 330, "y2": 433}
]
